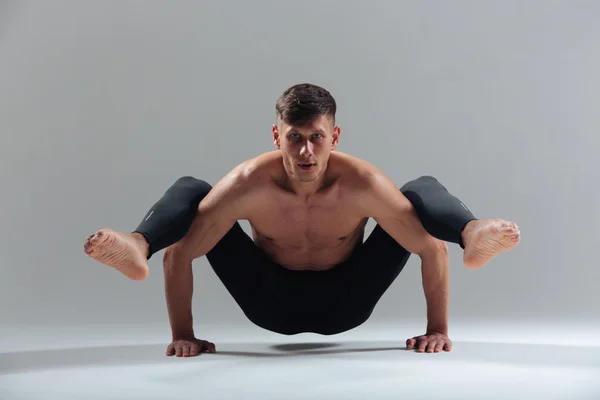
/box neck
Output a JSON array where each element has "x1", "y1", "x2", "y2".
[{"x1": 280, "y1": 163, "x2": 329, "y2": 198}]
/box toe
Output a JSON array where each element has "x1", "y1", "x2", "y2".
[{"x1": 91, "y1": 230, "x2": 111, "y2": 245}]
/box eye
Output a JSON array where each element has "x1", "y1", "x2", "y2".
[
  {"x1": 312, "y1": 133, "x2": 322, "y2": 139},
  {"x1": 289, "y1": 133, "x2": 300, "y2": 139}
]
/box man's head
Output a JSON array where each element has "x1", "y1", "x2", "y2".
[{"x1": 272, "y1": 83, "x2": 340, "y2": 183}]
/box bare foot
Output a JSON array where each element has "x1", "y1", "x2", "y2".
[
  {"x1": 462, "y1": 219, "x2": 520, "y2": 269},
  {"x1": 84, "y1": 229, "x2": 150, "y2": 280}
]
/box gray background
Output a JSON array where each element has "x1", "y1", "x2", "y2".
[{"x1": 1, "y1": 0, "x2": 598, "y2": 333}]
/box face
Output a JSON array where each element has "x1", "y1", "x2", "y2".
[{"x1": 272, "y1": 115, "x2": 340, "y2": 183}]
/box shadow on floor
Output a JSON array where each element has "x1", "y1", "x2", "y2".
[{"x1": 2, "y1": 340, "x2": 599, "y2": 375}]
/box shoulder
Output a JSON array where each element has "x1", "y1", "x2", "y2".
[
  {"x1": 331, "y1": 152, "x2": 409, "y2": 215},
  {"x1": 198, "y1": 151, "x2": 280, "y2": 216},
  {"x1": 329, "y1": 151, "x2": 394, "y2": 191},
  {"x1": 226, "y1": 151, "x2": 282, "y2": 186},
  {"x1": 208, "y1": 151, "x2": 281, "y2": 200}
]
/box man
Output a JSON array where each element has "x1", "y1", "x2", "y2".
[{"x1": 84, "y1": 83, "x2": 520, "y2": 358}]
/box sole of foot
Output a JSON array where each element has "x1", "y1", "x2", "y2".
[
  {"x1": 84, "y1": 228, "x2": 150, "y2": 280},
  {"x1": 463, "y1": 219, "x2": 520, "y2": 269}
]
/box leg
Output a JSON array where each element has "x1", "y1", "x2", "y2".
[
  {"x1": 204, "y1": 223, "x2": 313, "y2": 335},
  {"x1": 133, "y1": 176, "x2": 212, "y2": 259},
  {"x1": 84, "y1": 176, "x2": 214, "y2": 279},
  {"x1": 83, "y1": 176, "x2": 316, "y2": 334},
  {"x1": 401, "y1": 175, "x2": 520, "y2": 268},
  {"x1": 130, "y1": 177, "x2": 327, "y2": 333},
  {"x1": 291, "y1": 175, "x2": 520, "y2": 335},
  {"x1": 400, "y1": 175, "x2": 476, "y2": 248},
  {"x1": 131, "y1": 178, "x2": 328, "y2": 333},
  {"x1": 303, "y1": 224, "x2": 413, "y2": 335}
]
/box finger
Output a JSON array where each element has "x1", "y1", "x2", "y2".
[
  {"x1": 444, "y1": 341, "x2": 453, "y2": 352},
  {"x1": 205, "y1": 341, "x2": 216, "y2": 353},
  {"x1": 175, "y1": 346, "x2": 183, "y2": 357},
  {"x1": 189, "y1": 343, "x2": 199, "y2": 357},
  {"x1": 417, "y1": 340, "x2": 428, "y2": 353},
  {"x1": 199, "y1": 341, "x2": 210, "y2": 354},
  {"x1": 434, "y1": 342, "x2": 444, "y2": 353},
  {"x1": 166, "y1": 344, "x2": 174, "y2": 356},
  {"x1": 406, "y1": 338, "x2": 416, "y2": 350},
  {"x1": 426, "y1": 341, "x2": 437, "y2": 353},
  {"x1": 182, "y1": 345, "x2": 190, "y2": 357}
]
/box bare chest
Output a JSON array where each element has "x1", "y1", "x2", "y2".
[
  {"x1": 253, "y1": 202, "x2": 364, "y2": 247},
  {"x1": 246, "y1": 190, "x2": 368, "y2": 270}
]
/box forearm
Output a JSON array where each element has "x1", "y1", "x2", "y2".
[
  {"x1": 163, "y1": 250, "x2": 195, "y2": 340},
  {"x1": 419, "y1": 245, "x2": 450, "y2": 335}
]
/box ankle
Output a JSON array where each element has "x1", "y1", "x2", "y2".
[
  {"x1": 461, "y1": 219, "x2": 478, "y2": 247},
  {"x1": 131, "y1": 232, "x2": 150, "y2": 257}
]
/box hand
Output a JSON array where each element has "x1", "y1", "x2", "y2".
[
  {"x1": 406, "y1": 331, "x2": 452, "y2": 353},
  {"x1": 166, "y1": 336, "x2": 216, "y2": 357}
]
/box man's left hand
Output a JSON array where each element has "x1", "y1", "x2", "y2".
[{"x1": 406, "y1": 332, "x2": 452, "y2": 353}]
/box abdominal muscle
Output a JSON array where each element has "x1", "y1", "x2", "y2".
[{"x1": 251, "y1": 223, "x2": 366, "y2": 271}]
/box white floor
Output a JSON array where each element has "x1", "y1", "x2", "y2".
[{"x1": 2, "y1": 320, "x2": 600, "y2": 400}]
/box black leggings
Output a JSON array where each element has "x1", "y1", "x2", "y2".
[{"x1": 133, "y1": 175, "x2": 476, "y2": 335}]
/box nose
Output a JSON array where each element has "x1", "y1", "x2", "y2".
[{"x1": 299, "y1": 141, "x2": 313, "y2": 157}]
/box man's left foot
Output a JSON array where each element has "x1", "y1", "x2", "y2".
[{"x1": 462, "y1": 219, "x2": 520, "y2": 269}]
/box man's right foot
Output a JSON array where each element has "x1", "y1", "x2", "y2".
[{"x1": 84, "y1": 229, "x2": 150, "y2": 280}]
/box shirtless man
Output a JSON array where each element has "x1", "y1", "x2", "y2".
[{"x1": 84, "y1": 83, "x2": 520, "y2": 357}]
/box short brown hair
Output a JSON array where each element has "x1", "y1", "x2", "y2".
[{"x1": 275, "y1": 83, "x2": 337, "y2": 127}]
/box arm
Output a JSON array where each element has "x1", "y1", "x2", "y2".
[
  {"x1": 359, "y1": 169, "x2": 450, "y2": 335},
  {"x1": 163, "y1": 165, "x2": 255, "y2": 340}
]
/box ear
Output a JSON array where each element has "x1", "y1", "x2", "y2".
[
  {"x1": 272, "y1": 124, "x2": 281, "y2": 149},
  {"x1": 331, "y1": 126, "x2": 341, "y2": 150}
]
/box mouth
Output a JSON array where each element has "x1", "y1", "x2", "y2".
[{"x1": 297, "y1": 163, "x2": 316, "y2": 171}]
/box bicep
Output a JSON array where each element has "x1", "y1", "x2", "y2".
[
  {"x1": 173, "y1": 169, "x2": 250, "y2": 259},
  {"x1": 174, "y1": 209, "x2": 236, "y2": 260},
  {"x1": 364, "y1": 172, "x2": 436, "y2": 255},
  {"x1": 374, "y1": 199, "x2": 433, "y2": 255}
]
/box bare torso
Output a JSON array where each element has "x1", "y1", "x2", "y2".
[{"x1": 242, "y1": 151, "x2": 371, "y2": 271}]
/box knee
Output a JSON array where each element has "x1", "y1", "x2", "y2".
[
  {"x1": 416, "y1": 175, "x2": 439, "y2": 183},
  {"x1": 171, "y1": 176, "x2": 213, "y2": 197},
  {"x1": 400, "y1": 175, "x2": 440, "y2": 192},
  {"x1": 174, "y1": 176, "x2": 213, "y2": 190}
]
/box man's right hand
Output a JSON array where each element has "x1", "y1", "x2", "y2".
[{"x1": 166, "y1": 337, "x2": 216, "y2": 357}]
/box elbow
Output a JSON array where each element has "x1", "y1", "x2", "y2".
[
  {"x1": 434, "y1": 239, "x2": 448, "y2": 255},
  {"x1": 163, "y1": 244, "x2": 194, "y2": 271},
  {"x1": 418, "y1": 237, "x2": 448, "y2": 259}
]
